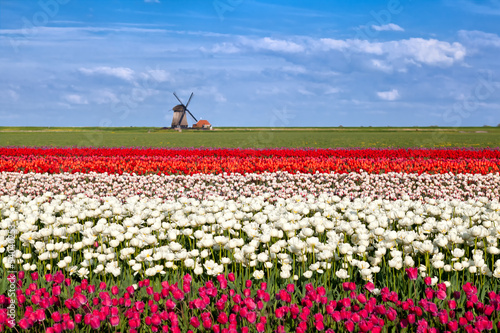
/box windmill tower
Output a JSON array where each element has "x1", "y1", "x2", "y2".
[{"x1": 171, "y1": 92, "x2": 198, "y2": 129}]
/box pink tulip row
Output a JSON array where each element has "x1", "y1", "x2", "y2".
[
  {"x1": 1, "y1": 171, "x2": 499, "y2": 202},
  {"x1": 1, "y1": 270, "x2": 500, "y2": 333}
]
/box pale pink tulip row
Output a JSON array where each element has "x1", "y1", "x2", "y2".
[{"x1": 1, "y1": 171, "x2": 498, "y2": 202}]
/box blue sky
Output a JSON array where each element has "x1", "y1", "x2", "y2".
[{"x1": 1, "y1": 0, "x2": 499, "y2": 127}]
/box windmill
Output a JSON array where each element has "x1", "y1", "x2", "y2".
[{"x1": 171, "y1": 92, "x2": 198, "y2": 129}]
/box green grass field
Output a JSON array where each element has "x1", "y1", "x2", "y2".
[{"x1": 0, "y1": 127, "x2": 499, "y2": 148}]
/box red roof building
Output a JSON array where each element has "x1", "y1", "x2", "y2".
[{"x1": 193, "y1": 120, "x2": 212, "y2": 129}]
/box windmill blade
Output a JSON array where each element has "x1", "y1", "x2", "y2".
[
  {"x1": 186, "y1": 109, "x2": 198, "y2": 123},
  {"x1": 173, "y1": 92, "x2": 184, "y2": 105},
  {"x1": 178, "y1": 110, "x2": 186, "y2": 126},
  {"x1": 185, "y1": 92, "x2": 194, "y2": 108}
]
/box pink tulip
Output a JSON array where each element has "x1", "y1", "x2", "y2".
[
  {"x1": 51, "y1": 311, "x2": 62, "y2": 322},
  {"x1": 190, "y1": 316, "x2": 200, "y2": 328},
  {"x1": 247, "y1": 312, "x2": 257, "y2": 323},
  {"x1": 202, "y1": 318, "x2": 212, "y2": 329},
  {"x1": 364, "y1": 282, "x2": 375, "y2": 291},
  {"x1": 18, "y1": 318, "x2": 30, "y2": 330},
  {"x1": 35, "y1": 309, "x2": 46, "y2": 321},
  {"x1": 344, "y1": 320, "x2": 355, "y2": 332},
  {"x1": 315, "y1": 321, "x2": 325, "y2": 331},
  {"x1": 172, "y1": 289, "x2": 184, "y2": 300},
  {"x1": 89, "y1": 316, "x2": 100, "y2": 329},
  {"x1": 436, "y1": 290, "x2": 447, "y2": 300},
  {"x1": 217, "y1": 313, "x2": 228, "y2": 324},
  {"x1": 406, "y1": 267, "x2": 418, "y2": 280},
  {"x1": 447, "y1": 320, "x2": 459, "y2": 332},
  {"x1": 110, "y1": 316, "x2": 120, "y2": 326},
  {"x1": 357, "y1": 293, "x2": 367, "y2": 304}
]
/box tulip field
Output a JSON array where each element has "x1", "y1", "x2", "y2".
[{"x1": 1, "y1": 147, "x2": 500, "y2": 332}]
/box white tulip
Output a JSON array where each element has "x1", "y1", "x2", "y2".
[{"x1": 253, "y1": 270, "x2": 265, "y2": 279}]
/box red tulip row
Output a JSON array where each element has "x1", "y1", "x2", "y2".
[
  {"x1": 0, "y1": 148, "x2": 499, "y2": 175},
  {"x1": 1, "y1": 147, "x2": 500, "y2": 159},
  {"x1": 1, "y1": 271, "x2": 500, "y2": 333}
]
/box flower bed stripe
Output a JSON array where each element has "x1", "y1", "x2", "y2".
[
  {"x1": 1, "y1": 171, "x2": 500, "y2": 202},
  {"x1": 1, "y1": 148, "x2": 499, "y2": 174}
]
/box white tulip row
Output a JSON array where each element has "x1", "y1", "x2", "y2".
[{"x1": 1, "y1": 193, "x2": 500, "y2": 282}]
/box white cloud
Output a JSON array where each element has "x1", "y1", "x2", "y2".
[
  {"x1": 371, "y1": 59, "x2": 392, "y2": 72},
  {"x1": 0, "y1": 89, "x2": 19, "y2": 102},
  {"x1": 281, "y1": 65, "x2": 307, "y2": 74},
  {"x1": 450, "y1": 0, "x2": 500, "y2": 15},
  {"x1": 458, "y1": 30, "x2": 500, "y2": 48},
  {"x1": 371, "y1": 23, "x2": 404, "y2": 32},
  {"x1": 79, "y1": 67, "x2": 135, "y2": 81},
  {"x1": 64, "y1": 94, "x2": 88, "y2": 105},
  {"x1": 320, "y1": 37, "x2": 466, "y2": 67},
  {"x1": 180, "y1": 87, "x2": 226, "y2": 104},
  {"x1": 202, "y1": 43, "x2": 240, "y2": 54},
  {"x1": 205, "y1": 34, "x2": 464, "y2": 69},
  {"x1": 6, "y1": 90, "x2": 19, "y2": 101},
  {"x1": 93, "y1": 90, "x2": 119, "y2": 105},
  {"x1": 142, "y1": 69, "x2": 171, "y2": 83},
  {"x1": 297, "y1": 88, "x2": 314, "y2": 95},
  {"x1": 390, "y1": 38, "x2": 466, "y2": 66},
  {"x1": 256, "y1": 87, "x2": 287, "y2": 95},
  {"x1": 242, "y1": 37, "x2": 305, "y2": 53},
  {"x1": 377, "y1": 89, "x2": 400, "y2": 101},
  {"x1": 324, "y1": 87, "x2": 341, "y2": 94}
]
